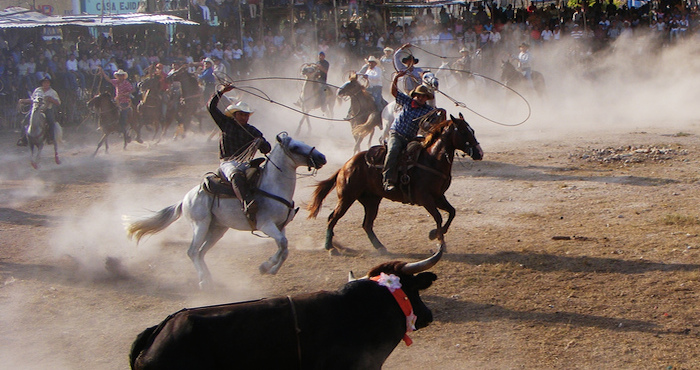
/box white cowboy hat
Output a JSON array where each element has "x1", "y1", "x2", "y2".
[
  {"x1": 383, "y1": 47, "x2": 394, "y2": 53},
  {"x1": 203, "y1": 57, "x2": 214, "y2": 64},
  {"x1": 224, "y1": 101, "x2": 254, "y2": 117},
  {"x1": 113, "y1": 69, "x2": 128, "y2": 78},
  {"x1": 366, "y1": 55, "x2": 379, "y2": 63},
  {"x1": 459, "y1": 47, "x2": 469, "y2": 53}
]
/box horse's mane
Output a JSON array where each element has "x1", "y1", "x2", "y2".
[{"x1": 423, "y1": 119, "x2": 452, "y2": 148}]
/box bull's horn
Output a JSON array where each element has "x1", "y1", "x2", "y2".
[
  {"x1": 401, "y1": 244, "x2": 445, "y2": 275},
  {"x1": 348, "y1": 271, "x2": 356, "y2": 282}
]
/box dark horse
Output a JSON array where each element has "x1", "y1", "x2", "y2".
[
  {"x1": 136, "y1": 73, "x2": 164, "y2": 141},
  {"x1": 336, "y1": 72, "x2": 383, "y2": 153},
  {"x1": 87, "y1": 92, "x2": 137, "y2": 156},
  {"x1": 501, "y1": 59, "x2": 546, "y2": 98},
  {"x1": 167, "y1": 67, "x2": 207, "y2": 139},
  {"x1": 295, "y1": 63, "x2": 336, "y2": 136},
  {"x1": 307, "y1": 113, "x2": 483, "y2": 255}
]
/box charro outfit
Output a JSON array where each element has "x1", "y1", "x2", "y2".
[{"x1": 208, "y1": 90, "x2": 271, "y2": 218}]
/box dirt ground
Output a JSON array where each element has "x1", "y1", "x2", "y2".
[{"x1": 1, "y1": 114, "x2": 699, "y2": 369}]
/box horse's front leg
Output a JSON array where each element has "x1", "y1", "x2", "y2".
[
  {"x1": 257, "y1": 223, "x2": 288, "y2": 274},
  {"x1": 432, "y1": 194, "x2": 456, "y2": 240},
  {"x1": 53, "y1": 140, "x2": 60, "y2": 165},
  {"x1": 423, "y1": 200, "x2": 447, "y2": 251},
  {"x1": 295, "y1": 115, "x2": 308, "y2": 137}
]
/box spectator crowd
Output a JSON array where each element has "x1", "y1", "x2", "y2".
[{"x1": 1, "y1": 0, "x2": 698, "y2": 128}]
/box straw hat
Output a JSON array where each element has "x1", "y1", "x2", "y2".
[
  {"x1": 114, "y1": 69, "x2": 128, "y2": 78},
  {"x1": 366, "y1": 55, "x2": 379, "y2": 63},
  {"x1": 224, "y1": 101, "x2": 254, "y2": 118},
  {"x1": 383, "y1": 46, "x2": 394, "y2": 53},
  {"x1": 410, "y1": 85, "x2": 434, "y2": 100}
]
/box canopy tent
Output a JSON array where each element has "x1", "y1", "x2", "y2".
[
  {"x1": 0, "y1": 7, "x2": 198, "y2": 28},
  {"x1": 376, "y1": 0, "x2": 468, "y2": 8}
]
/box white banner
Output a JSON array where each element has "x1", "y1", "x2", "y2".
[{"x1": 83, "y1": 0, "x2": 140, "y2": 15}]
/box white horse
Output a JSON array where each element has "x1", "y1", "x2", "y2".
[
  {"x1": 26, "y1": 97, "x2": 61, "y2": 169},
  {"x1": 125, "y1": 132, "x2": 327, "y2": 288}
]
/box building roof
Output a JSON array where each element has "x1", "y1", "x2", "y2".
[{"x1": 0, "y1": 7, "x2": 198, "y2": 29}]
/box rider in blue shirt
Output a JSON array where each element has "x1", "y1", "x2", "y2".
[
  {"x1": 382, "y1": 69, "x2": 435, "y2": 192},
  {"x1": 198, "y1": 57, "x2": 216, "y2": 98}
]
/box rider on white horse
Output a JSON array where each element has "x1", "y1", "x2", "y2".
[
  {"x1": 209, "y1": 85, "x2": 271, "y2": 223},
  {"x1": 16, "y1": 76, "x2": 60, "y2": 147}
]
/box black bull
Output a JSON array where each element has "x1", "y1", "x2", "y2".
[{"x1": 130, "y1": 249, "x2": 443, "y2": 370}]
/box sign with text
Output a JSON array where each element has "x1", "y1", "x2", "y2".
[{"x1": 83, "y1": 0, "x2": 140, "y2": 15}]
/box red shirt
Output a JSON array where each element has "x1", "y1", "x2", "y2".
[{"x1": 109, "y1": 78, "x2": 133, "y2": 104}]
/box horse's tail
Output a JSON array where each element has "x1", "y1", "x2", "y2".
[
  {"x1": 351, "y1": 111, "x2": 381, "y2": 138},
  {"x1": 129, "y1": 324, "x2": 157, "y2": 369},
  {"x1": 307, "y1": 170, "x2": 339, "y2": 219},
  {"x1": 125, "y1": 202, "x2": 183, "y2": 244}
]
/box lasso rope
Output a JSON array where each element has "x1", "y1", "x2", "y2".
[
  {"x1": 212, "y1": 72, "x2": 360, "y2": 122},
  {"x1": 422, "y1": 65, "x2": 531, "y2": 127},
  {"x1": 395, "y1": 46, "x2": 531, "y2": 127}
]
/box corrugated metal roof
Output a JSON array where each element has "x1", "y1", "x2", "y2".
[{"x1": 0, "y1": 7, "x2": 198, "y2": 29}]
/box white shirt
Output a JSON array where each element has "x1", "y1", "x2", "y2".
[
  {"x1": 358, "y1": 64, "x2": 382, "y2": 87},
  {"x1": 32, "y1": 86, "x2": 60, "y2": 109}
]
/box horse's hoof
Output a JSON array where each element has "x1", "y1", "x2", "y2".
[
  {"x1": 328, "y1": 248, "x2": 341, "y2": 256},
  {"x1": 376, "y1": 246, "x2": 389, "y2": 255},
  {"x1": 428, "y1": 229, "x2": 438, "y2": 240},
  {"x1": 30, "y1": 161, "x2": 38, "y2": 170},
  {"x1": 259, "y1": 262, "x2": 271, "y2": 274},
  {"x1": 55, "y1": 156, "x2": 61, "y2": 165}
]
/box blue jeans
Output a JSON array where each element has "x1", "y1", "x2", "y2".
[
  {"x1": 382, "y1": 131, "x2": 408, "y2": 186},
  {"x1": 119, "y1": 102, "x2": 130, "y2": 133}
]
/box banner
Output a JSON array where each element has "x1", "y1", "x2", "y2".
[{"x1": 83, "y1": 0, "x2": 140, "y2": 15}]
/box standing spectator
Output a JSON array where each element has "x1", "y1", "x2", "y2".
[{"x1": 65, "y1": 53, "x2": 85, "y2": 90}]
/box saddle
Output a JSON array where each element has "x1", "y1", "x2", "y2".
[
  {"x1": 201, "y1": 158, "x2": 265, "y2": 197},
  {"x1": 365, "y1": 140, "x2": 424, "y2": 169}
]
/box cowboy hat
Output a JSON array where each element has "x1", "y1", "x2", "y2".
[
  {"x1": 114, "y1": 69, "x2": 128, "y2": 78},
  {"x1": 459, "y1": 47, "x2": 469, "y2": 53},
  {"x1": 224, "y1": 101, "x2": 254, "y2": 118},
  {"x1": 401, "y1": 54, "x2": 419, "y2": 64},
  {"x1": 383, "y1": 47, "x2": 394, "y2": 53},
  {"x1": 366, "y1": 55, "x2": 379, "y2": 63},
  {"x1": 203, "y1": 57, "x2": 214, "y2": 64},
  {"x1": 410, "y1": 85, "x2": 435, "y2": 100}
]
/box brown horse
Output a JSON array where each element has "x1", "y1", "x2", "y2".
[
  {"x1": 136, "y1": 74, "x2": 164, "y2": 141},
  {"x1": 87, "y1": 92, "x2": 137, "y2": 156},
  {"x1": 167, "y1": 67, "x2": 207, "y2": 139},
  {"x1": 307, "y1": 113, "x2": 483, "y2": 255},
  {"x1": 336, "y1": 73, "x2": 383, "y2": 153},
  {"x1": 501, "y1": 59, "x2": 546, "y2": 98}
]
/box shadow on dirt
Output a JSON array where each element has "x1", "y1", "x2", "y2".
[
  {"x1": 395, "y1": 250, "x2": 700, "y2": 274},
  {"x1": 427, "y1": 294, "x2": 662, "y2": 333},
  {"x1": 0, "y1": 207, "x2": 54, "y2": 226},
  {"x1": 453, "y1": 160, "x2": 679, "y2": 186}
]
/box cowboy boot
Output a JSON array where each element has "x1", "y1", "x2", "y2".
[{"x1": 231, "y1": 172, "x2": 257, "y2": 223}]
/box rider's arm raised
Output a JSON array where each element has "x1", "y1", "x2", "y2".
[{"x1": 208, "y1": 86, "x2": 231, "y2": 130}]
